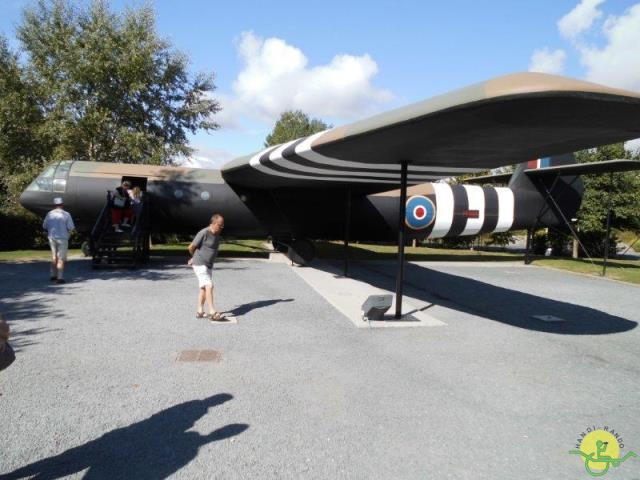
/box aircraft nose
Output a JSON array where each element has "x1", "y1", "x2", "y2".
[
  {"x1": 19, "y1": 189, "x2": 31, "y2": 209},
  {"x1": 19, "y1": 189, "x2": 49, "y2": 216}
]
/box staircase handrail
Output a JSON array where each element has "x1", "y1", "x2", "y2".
[
  {"x1": 89, "y1": 191, "x2": 112, "y2": 255},
  {"x1": 131, "y1": 193, "x2": 149, "y2": 264}
]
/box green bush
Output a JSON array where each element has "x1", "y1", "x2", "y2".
[
  {"x1": 485, "y1": 232, "x2": 515, "y2": 248},
  {"x1": 578, "y1": 230, "x2": 618, "y2": 258},
  {"x1": 0, "y1": 209, "x2": 47, "y2": 250},
  {"x1": 439, "y1": 236, "x2": 474, "y2": 249}
]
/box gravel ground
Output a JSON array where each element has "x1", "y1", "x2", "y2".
[{"x1": 1, "y1": 257, "x2": 639, "y2": 479}]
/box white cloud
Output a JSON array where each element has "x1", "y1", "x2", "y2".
[
  {"x1": 217, "y1": 31, "x2": 393, "y2": 128},
  {"x1": 579, "y1": 4, "x2": 640, "y2": 90},
  {"x1": 529, "y1": 48, "x2": 566, "y2": 74},
  {"x1": 558, "y1": 0, "x2": 605, "y2": 39},
  {"x1": 531, "y1": 2, "x2": 640, "y2": 91}
]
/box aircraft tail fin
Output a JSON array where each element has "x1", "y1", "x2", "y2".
[{"x1": 508, "y1": 154, "x2": 584, "y2": 230}]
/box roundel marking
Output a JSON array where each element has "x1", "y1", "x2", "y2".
[{"x1": 405, "y1": 195, "x2": 436, "y2": 230}]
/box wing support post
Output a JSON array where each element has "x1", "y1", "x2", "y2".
[
  {"x1": 343, "y1": 188, "x2": 351, "y2": 277},
  {"x1": 524, "y1": 160, "x2": 640, "y2": 273},
  {"x1": 395, "y1": 160, "x2": 409, "y2": 319},
  {"x1": 529, "y1": 173, "x2": 595, "y2": 267},
  {"x1": 602, "y1": 172, "x2": 614, "y2": 277}
]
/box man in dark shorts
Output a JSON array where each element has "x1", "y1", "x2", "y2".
[{"x1": 188, "y1": 214, "x2": 225, "y2": 321}]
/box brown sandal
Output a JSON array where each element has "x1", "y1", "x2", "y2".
[
  {"x1": 208, "y1": 311, "x2": 226, "y2": 321},
  {"x1": 196, "y1": 311, "x2": 207, "y2": 319}
]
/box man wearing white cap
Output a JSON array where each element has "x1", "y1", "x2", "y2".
[{"x1": 42, "y1": 197, "x2": 75, "y2": 284}]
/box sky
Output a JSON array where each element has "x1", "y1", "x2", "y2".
[{"x1": 1, "y1": 0, "x2": 640, "y2": 168}]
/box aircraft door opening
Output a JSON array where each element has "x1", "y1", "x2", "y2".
[{"x1": 121, "y1": 176, "x2": 148, "y2": 192}]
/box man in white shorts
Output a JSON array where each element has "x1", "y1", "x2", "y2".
[
  {"x1": 42, "y1": 197, "x2": 75, "y2": 284},
  {"x1": 188, "y1": 214, "x2": 225, "y2": 321}
]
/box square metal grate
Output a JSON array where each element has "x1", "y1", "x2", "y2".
[{"x1": 177, "y1": 350, "x2": 222, "y2": 362}]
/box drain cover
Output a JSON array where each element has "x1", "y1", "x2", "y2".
[{"x1": 177, "y1": 350, "x2": 222, "y2": 362}]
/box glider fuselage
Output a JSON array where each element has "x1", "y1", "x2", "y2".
[{"x1": 19, "y1": 159, "x2": 577, "y2": 243}]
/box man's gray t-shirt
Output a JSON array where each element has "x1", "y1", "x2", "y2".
[{"x1": 192, "y1": 227, "x2": 220, "y2": 268}]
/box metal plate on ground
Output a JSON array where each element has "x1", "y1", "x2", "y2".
[{"x1": 177, "y1": 350, "x2": 222, "y2": 362}]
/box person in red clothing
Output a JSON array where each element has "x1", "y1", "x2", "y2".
[{"x1": 111, "y1": 180, "x2": 133, "y2": 232}]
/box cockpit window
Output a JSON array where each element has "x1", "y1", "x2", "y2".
[
  {"x1": 53, "y1": 160, "x2": 72, "y2": 193},
  {"x1": 26, "y1": 164, "x2": 56, "y2": 192},
  {"x1": 26, "y1": 160, "x2": 73, "y2": 192}
]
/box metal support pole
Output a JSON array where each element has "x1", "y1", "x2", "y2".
[
  {"x1": 602, "y1": 173, "x2": 614, "y2": 277},
  {"x1": 537, "y1": 176, "x2": 596, "y2": 267},
  {"x1": 395, "y1": 161, "x2": 409, "y2": 319},
  {"x1": 343, "y1": 188, "x2": 351, "y2": 277},
  {"x1": 524, "y1": 228, "x2": 532, "y2": 265}
]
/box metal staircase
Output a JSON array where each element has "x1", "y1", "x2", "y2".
[{"x1": 89, "y1": 192, "x2": 150, "y2": 269}]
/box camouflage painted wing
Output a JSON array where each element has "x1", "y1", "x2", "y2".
[{"x1": 221, "y1": 72, "x2": 640, "y2": 190}]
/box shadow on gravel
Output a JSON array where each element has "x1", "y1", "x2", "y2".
[
  {"x1": 316, "y1": 261, "x2": 637, "y2": 335},
  {"x1": 149, "y1": 257, "x2": 250, "y2": 270},
  {"x1": 0, "y1": 257, "x2": 256, "y2": 351},
  {"x1": 0, "y1": 393, "x2": 249, "y2": 479},
  {"x1": 6, "y1": 327, "x2": 62, "y2": 353},
  {"x1": 226, "y1": 298, "x2": 294, "y2": 316},
  {"x1": 0, "y1": 258, "x2": 185, "y2": 350}
]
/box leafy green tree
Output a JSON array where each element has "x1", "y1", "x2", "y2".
[
  {"x1": 17, "y1": 0, "x2": 220, "y2": 165},
  {"x1": 0, "y1": 1, "x2": 221, "y2": 249},
  {"x1": 575, "y1": 143, "x2": 640, "y2": 255},
  {"x1": 0, "y1": 35, "x2": 49, "y2": 208},
  {"x1": 265, "y1": 110, "x2": 330, "y2": 147}
]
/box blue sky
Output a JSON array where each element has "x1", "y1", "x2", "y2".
[{"x1": 2, "y1": 0, "x2": 639, "y2": 167}]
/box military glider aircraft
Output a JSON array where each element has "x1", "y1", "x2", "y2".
[{"x1": 19, "y1": 72, "x2": 640, "y2": 314}]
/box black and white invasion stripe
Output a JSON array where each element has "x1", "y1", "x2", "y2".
[
  {"x1": 249, "y1": 131, "x2": 484, "y2": 184},
  {"x1": 427, "y1": 183, "x2": 514, "y2": 238}
]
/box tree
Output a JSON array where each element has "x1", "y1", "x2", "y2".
[
  {"x1": 0, "y1": 35, "x2": 49, "y2": 211},
  {"x1": 0, "y1": 1, "x2": 221, "y2": 249},
  {"x1": 16, "y1": 0, "x2": 220, "y2": 165},
  {"x1": 264, "y1": 110, "x2": 330, "y2": 147},
  {"x1": 575, "y1": 143, "x2": 640, "y2": 255}
]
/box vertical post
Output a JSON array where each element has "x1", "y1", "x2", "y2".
[
  {"x1": 602, "y1": 172, "x2": 614, "y2": 277},
  {"x1": 343, "y1": 188, "x2": 351, "y2": 277},
  {"x1": 524, "y1": 228, "x2": 532, "y2": 265},
  {"x1": 395, "y1": 161, "x2": 409, "y2": 319}
]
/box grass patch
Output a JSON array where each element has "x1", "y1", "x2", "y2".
[
  {"x1": 532, "y1": 257, "x2": 640, "y2": 284},
  {"x1": 315, "y1": 240, "x2": 524, "y2": 262},
  {"x1": 2, "y1": 239, "x2": 638, "y2": 285},
  {"x1": 150, "y1": 239, "x2": 270, "y2": 258},
  {"x1": 316, "y1": 240, "x2": 640, "y2": 285},
  {"x1": 615, "y1": 229, "x2": 640, "y2": 248},
  {"x1": 0, "y1": 249, "x2": 82, "y2": 262},
  {"x1": 0, "y1": 239, "x2": 269, "y2": 262}
]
